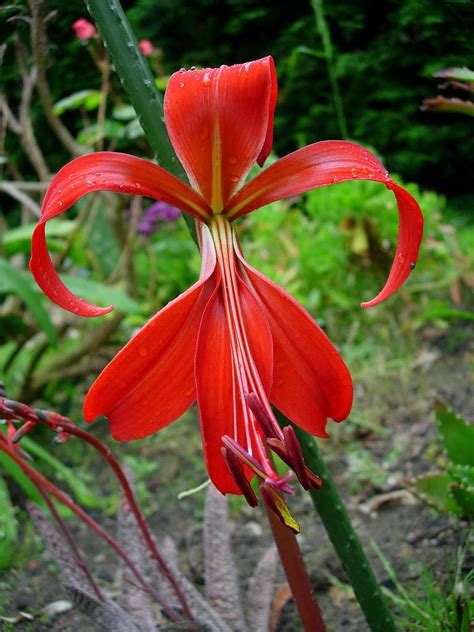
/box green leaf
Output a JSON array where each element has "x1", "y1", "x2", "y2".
[
  {"x1": 448, "y1": 463, "x2": 474, "y2": 488},
  {"x1": 450, "y1": 483, "x2": 474, "y2": 517},
  {"x1": 0, "y1": 450, "x2": 45, "y2": 507},
  {"x1": 53, "y1": 89, "x2": 103, "y2": 115},
  {"x1": 3, "y1": 220, "x2": 76, "y2": 257},
  {"x1": 86, "y1": 211, "x2": 121, "y2": 277},
  {"x1": 0, "y1": 475, "x2": 18, "y2": 569},
  {"x1": 0, "y1": 259, "x2": 56, "y2": 344},
  {"x1": 436, "y1": 402, "x2": 474, "y2": 466},
  {"x1": 77, "y1": 120, "x2": 125, "y2": 144},
  {"x1": 411, "y1": 472, "x2": 462, "y2": 515},
  {"x1": 20, "y1": 436, "x2": 101, "y2": 508},
  {"x1": 59, "y1": 275, "x2": 143, "y2": 314},
  {"x1": 112, "y1": 104, "x2": 137, "y2": 120}
]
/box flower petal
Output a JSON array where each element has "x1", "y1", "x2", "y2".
[
  {"x1": 165, "y1": 57, "x2": 277, "y2": 211},
  {"x1": 83, "y1": 225, "x2": 217, "y2": 440},
  {"x1": 227, "y1": 141, "x2": 423, "y2": 307},
  {"x1": 195, "y1": 271, "x2": 273, "y2": 494},
  {"x1": 236, "y1": 246, "x2": 353, "y2": 437},
  {"x1": 30, "y1": 152, "x2": 210, "y2": 317}
]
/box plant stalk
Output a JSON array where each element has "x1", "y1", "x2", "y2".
[
  {"x1": 310, "y1": 0, "x2": 349, "y2": 139},
  {"x1": 266, "y1": 506, "x2": 326, "y2": 632},
  {"x1": 84, "y1": 0, "x2": 197, "y2": 243},
  {"x1": 292, "y1": 424, "x2": 397, "y2": 632}
]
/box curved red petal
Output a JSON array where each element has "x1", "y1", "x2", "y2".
[
  {"x1": 227, "y1": 141, "x2": 423, "y2": 306},
  {"x1": 236, "y1": 248, "x2": 353, "y2": 438},
  {"x1": 195, "y1": 271, "x2": 273, "y2": 495},
  {"x1": 84, "y1": 228, "x2": 217, "y2": 440},
  {"x1": 30, "y1": 152, "x2": 210, "y2": 317},
  {"x1": 165, "y1": 57, "x2": 276, "y2": 211}
]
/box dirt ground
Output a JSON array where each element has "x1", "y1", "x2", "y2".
[{"x1": 1, "y1": 325, "x2": 472, "y2": 631}]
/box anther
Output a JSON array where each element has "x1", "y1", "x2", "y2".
[
  {"x1": 260, "y1": 483, "x2": 300, "y2": 534},
  {"x1": 222, "y1": 447, "x2": 258, "y2": 507},
  {"x1": 245, "y1": 392, "x2": 280, "y2": 440}
]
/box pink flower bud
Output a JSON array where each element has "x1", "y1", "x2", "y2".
[
  {"x1": 72, "y1": 19, "x2": 97, "y2": 41},
  {"x1": 138, "y1": 39, "x2": 154, "y2": 57}
]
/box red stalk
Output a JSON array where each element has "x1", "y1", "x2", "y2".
[
  {"x1": 0, "y1": 436, "x2": 181, "y2": 623},
  {"x1": 266, "y1": 506, "x2": 326, "y2": 632}
]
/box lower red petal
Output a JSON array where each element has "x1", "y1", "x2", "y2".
[
  {"x1": 195, "y1": 275, "x2": 273, "y2": 494},
  {"x1": 238, "y1": 253, "x2": 353, "y2": 437},
  {"x1": 84, "y1": 227, "x2": 217, "y2": 440}
]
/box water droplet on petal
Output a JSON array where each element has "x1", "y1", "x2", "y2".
[
  {"x1": 409, "y1": 261, "x2": 416, "y2": 269},
  {"x1": 58, "y1": 201, "x2": 63, "y2": 207},
  {"x1": 190, "y1": 65, "x2": 196, "y2": 71},
  {"x1": 85, "y1": 179, "x2": 96, "y2": 186},
  {"x1": 351, "y1": 168, "x2": 358, "y2": 177},
  {"x1": 179, "y1": 82, "x2": 185, "y2": 88},
  {"x1": 119, "y1": 184, "x2": 125, "y2": 191},
  {"x1": 398, "y1": 253, "x2": 405, "y2": 264},
  {"x1": 230, "y1": 176, "x2": 239, "y2": 183},
  {"x1": 202, "y1": 72, "x2": 211, "y2": 85},
  {"x1": 135, "y1": 182, "x2": 141, "y2": 189}
]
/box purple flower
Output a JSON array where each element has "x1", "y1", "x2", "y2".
[{"x1": 137, "y1": 201, "x2": 181, "y2": 236}]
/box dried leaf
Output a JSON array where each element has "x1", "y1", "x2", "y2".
[
  {"x1": 203, "y1": 485, "x2": 245, "y2": 630},
  {"x1": 65, "y1": 584, "x2": 141, "y2": 632},
  {"x1": 246, "y1": 547, "x2": 277, "y2": 632},
  {"x1": 269, "y1": 583, "x2": 292, "y2": 632},
  {"x1": 39, "y1": 600, "x2": 73, "y2": 617}
]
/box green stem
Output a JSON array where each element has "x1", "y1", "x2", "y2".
[
  {"x1": 310, "y1": 0, "x2": 349, "y2": 139},
  {"x1": 293, "y1": 424, "x2": 397, "y2": 632},
  {"x1": 84, "y1": 0, "x2": 197, "y2": 242}
]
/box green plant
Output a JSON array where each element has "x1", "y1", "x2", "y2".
[{"x1": 410, "y1": 401, "x2": 474, "y2": 519}]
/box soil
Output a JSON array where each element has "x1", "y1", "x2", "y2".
[{"x1": 1, "y1": 326, "x2": 472, "y2": 632}]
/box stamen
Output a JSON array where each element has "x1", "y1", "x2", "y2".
[
  {"x1": 260, "y1": 483, "x2": 300, "y2": 534},
  {"x1": 221, "y1": 447, "x2": 259, "y2": 507},
  {"x1": 245, "y1": 392, "x2": 280, "y2": 439},
  {"x1": 283, "y1": 426, "x2": 311, "y2": 490}
]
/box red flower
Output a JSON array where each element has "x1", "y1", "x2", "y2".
[
  {"x1": 138, "y1": 39, "x2": 154, "y2": 57},
  {"x1": 72, "y1": 19, "x2": 97, "y2": 41},
  {"x1": 30, "y1": 58, "x2": 422, "y2": 529}
]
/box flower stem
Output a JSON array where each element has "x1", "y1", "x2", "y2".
[
  {"x1": 292, "y1": 424, "x2": 397, "y2": 632},
  {"x1": 266, "y1": 505, "x2": 326, "y2": 632},
  {"x1": 84, "y1": 0, "x2": 198, "y2": 243}
]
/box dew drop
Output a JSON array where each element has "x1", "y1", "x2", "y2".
[
  {"x1": 190, "y1": 65, "x2": 196, "y2": 71},
  {"x1": 398, "y1": 253, "x2": 405, "y2": 264},
  {"x1": 85, "y1": 179, "x2": 96, "y2": 187},
  {"x1": 135, "y1": 182, "x2": 141, "y2": 189},
  {"x1": 179, "y1": 82, "x2": 185, "y2": 88},
  {"x1": 58, "y1": 201, "x2": 64, "y2": 207},
  {"x1": 119, "y1": 184, "x2": 126, "y2": 191},
  {"x1": 331, "y1": 175, "x2": 340, "y2": 184},
  {"x1": 202, "y1": 72, "x2": 211, "y2": 85},
  {"x1": 230, "y1": 176, "x2": 239, "y2": 183},
  {"x1": 409, "y1": 261, "x2": 416, "y2": 269}
]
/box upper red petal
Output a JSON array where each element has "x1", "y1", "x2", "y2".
[
  {"x1": 30, "y1": 152, "x2": 211, "y2": 317},
  {"x1": 195, "y1": 267, "x2": 273, "y2": 494},
  {"x1": 236, "y1": 243, "x2": 353, "y2": 438},
  {"x1": 83, "y1": 226, "x2": 217, "y2": 439},
  {"x1": 227, "y1": 141, "x2": 423, "y2": 307},
  {"x1": 165, "y1": 57, "x2": 277, "y2": 211}
]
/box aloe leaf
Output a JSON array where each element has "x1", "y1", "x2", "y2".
[
  {"x1": 0, "y1": 259, "x2": 56, "y2": 344},
  {"x1": 203, "y1": 484, "x2": 246, "y2": 630},
  {"x1": 0, "y1": 475, "x2": 18, "y2": 569},
  {"x1": 449, "y1": 483, "x2": 474, "y2": 517},
  {"x1": 411, "y1": 472, "x2": 462, "y2": 515},
  {"x1": 246, "y1": 547, "x2": 277, "y2": 632},
  {"x1": 436, "y1": 402, "x2": 474, "y2": 466},
  {"x1": 448, "y1": 463, "x2": 474, "y2": 489}
]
